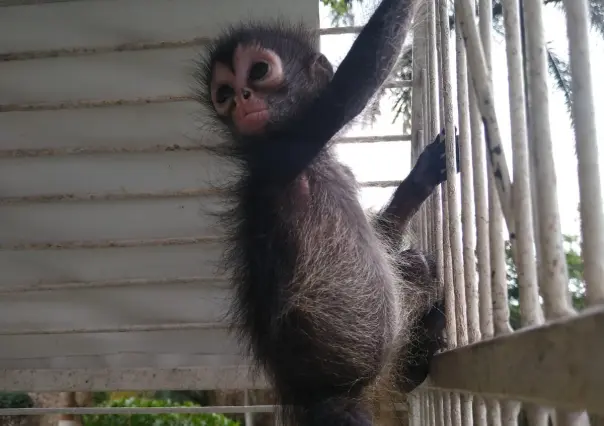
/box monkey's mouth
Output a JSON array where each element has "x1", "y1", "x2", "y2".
[{"x1": 237, "y1": 110, "x2": 270, "y2": 134}]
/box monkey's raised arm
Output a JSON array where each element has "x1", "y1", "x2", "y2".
[
  {"x1": 254, "y1": 0, "x2": 421, "y2": 183},
  {"x1": 304, "y1": 0, "x2": 420, "y2": 138}
]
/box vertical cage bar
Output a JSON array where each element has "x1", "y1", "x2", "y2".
[
  {"x1": 438, "y1": 0, "x2": 468, "y2": 349},
  {"x1": 409, "y1": 393, "x2": 421, "y2": 426},
  {"x1": 472, "y1": 0, "x2": 512, "y2": 339},
  {"x1": 421, "y1": 66, "x2": 429, "y2": 249},
  {"x1": 460, "y1": 394, "x2": 473, "y2": 426},
  {"x1": 426, "y1": 0, "x2": 440, "y2": 258},
  {"x1": 450, "y1": 393, "x2": 463, "y2": 426},
  {"x1": 244, "y1": 390, "x2": 253, "y2": 426},
  {"x1": 423, "y1": 391, "x2": 430, "y2": 425},
  {"x1": 435, "y1": 4, "x2": 459, "y2": 421},
  {"x1": 411, "y1": 4, "x2": 428, "y2": 248},
  {"x1": 501, "y1": 400, "x2": 521, "y2": 426},
  {"x1": 429, "y1": 392, "x2": 436, "y2": 425},
  {"x1": 455, "y1": 1, "x2": 480, "y2": 346},
  {"x1": 428, "y1": 0, "x2": 445, "y2": 284},
  {"x1": 523, "y1": 0, "x2": 573, "y2": 320},
  {"x1": 501, "y1": 0, "x2": 548, "y2": 420},
  {"x1": 487, "y1": 398, "x2": 503, "y2": 426},
  {"x1": 454, "y1": 0, "x2": 516, "y2": 236},
  {"x1": 473, "y1": 396, "x2": 489, "y2": 426},
  {"x1": 502, "y1": 0, "x2": 542, "y2": 327},
  {"x1": 443, "y1": 392, "x2": 452, "y2": 426},
  {"x1": 480, "y1": 0, "x2": 512, "y2": 421},
  {"x1": 468, "y1": 49, "x2": 493, "y2": 342},
  {"x1": 436, "y1": 392, "x2": 445, "y2": 426},
  {"x1": 488, "y1": 165, "x2": 513, "y2": 336},
  {"x1": 442, "y1": 175, "x2": 458, "y2": 348},
  {"x1": 562, "y1": 0, "x2": 604, "y2": 307}
]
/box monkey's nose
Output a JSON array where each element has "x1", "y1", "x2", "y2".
[{"x1": 241, "y1": 88, "x2": 252, "y2": 100}]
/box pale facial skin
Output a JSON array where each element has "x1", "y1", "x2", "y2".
[{"x1": 210, "y1": 44, "x2": 284, "y2": 135}]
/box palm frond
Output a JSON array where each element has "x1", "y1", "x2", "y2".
[
  {"x1": 320, "y1": 0, "x2": 358, "y2": 26},
  {"x1": 546, "y1": 44, "x2": 574, "y2": 126},
  {"x1": 588, "y1": 0, "x2": 604, "y2": 39},
  {"x1": 542, "y1": 0, "x2": 604, "y2": 40},
  {"x1": 362, "y1": 47, "x2": 413, "y2": 131}
]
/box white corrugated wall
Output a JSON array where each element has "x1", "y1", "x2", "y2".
[{"x1": 0, "y1": 0, "x2": 319, "y2": 392}]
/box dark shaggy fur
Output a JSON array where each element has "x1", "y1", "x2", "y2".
[{"x1": 194, "y1": 1, "x2": 448, "y2": 424}]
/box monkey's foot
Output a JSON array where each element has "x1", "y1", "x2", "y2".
[{"x1": 393, "y1": 301, "x2": 447, "y2": 394}]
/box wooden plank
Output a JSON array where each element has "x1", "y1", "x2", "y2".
[
  {"x1": 0, "y1": 328, "x2": 244, "y2": 369},
  {"x1": 0, "y1": 198, "x2": 223, "y2": 247},
  {"x1": 1, "y1": 48, "x2": 413, "y2": 108},
  {"x1": 0, "y1": 281, "x2": 231, "y2": 332},
  {"x1": 0, "y1": 102, "x2": 413, "y2": 154},
  {"x1": 0, "y1": 242, "x2": 223, "y2": 287},
  {"x1": 0, "y1": 192, "x2": 405, "y2": 248},
  {"x1": 0, "y1": 47, "x2": 199, "y2": 105},
  {"x1": 0, "y1": 152, "x2": 232, "y2": 198},
  {"x1": 0, "y1": 365, "x2": 266, "y2": 392},
  {"x1": 0, "y1": 102, "x2": 202, "y2": 152},
  {"x1": 428, "y1": 306, "x2": 604, "y2": 416},
  {"x1": 0, "y1": 148, "x2": 406, "y2": 199},
  {"x1": 0, "y1": 103, "x2": 413, "y2": 152},
  {"x1": 0, "y1": 0, "x2": 317, "y2": 54}
]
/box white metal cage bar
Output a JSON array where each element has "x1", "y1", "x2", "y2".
[{"x1": 413, "y1": 0, "x2": 604, "y2": 423}]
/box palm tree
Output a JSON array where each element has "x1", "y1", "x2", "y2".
[{"x1": 321, "y1": 0, "x2": 604, "y2": 129}]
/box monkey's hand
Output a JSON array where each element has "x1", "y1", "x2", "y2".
[{"x1": 411, "y1": 128, "x2": 460, "y2": 189}]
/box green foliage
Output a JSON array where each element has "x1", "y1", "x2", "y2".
[
  {"x1": 320, "y1": 0, "x2": 358, "y2": 26},
  {"x1": 82, "y1": 397, "x2": 239, "y2": 426},
  {"x1": 504, "y1": 234, "x2": 585, "y2": 329},
  {"x1": 0, "y1": 393, "x2": 34, "y2": 409},
  {"x1": 320, "y1": 0, "x2": 353, "y2": 17},
  {"x1": 588, "y1": 0, "x2": 604, "y2": 39},
  {"x1": 92, "y1": 392, "x2": 110, "y2": 406},
  {"x1": 154, "y1": 390, "x2": 212, "y2": 406}
]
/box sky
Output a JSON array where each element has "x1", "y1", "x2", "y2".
[{"x1": 317, "y1": 1, "x2": 604, "y2": 238}]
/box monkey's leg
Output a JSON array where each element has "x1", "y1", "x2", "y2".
[
  {"x1": 371, "y1": 129, "x2": 457, "y2": 393},
  {"x1": 266, "y1": 293, "x2": 393, "y2": 426},
  {"x1": 392, "y1": 249, "x2": 447, "y2": 393},
  {"x1": 394, "y1": 299, "x2": 446, "y2": 393}
]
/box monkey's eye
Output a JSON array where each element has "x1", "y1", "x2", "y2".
[
  {"x1": 216, "y1": 85, "x2": 234, "y2": 104},
  {"x1": 249, "y1": 62, "x2": 269, "y2": 81}
]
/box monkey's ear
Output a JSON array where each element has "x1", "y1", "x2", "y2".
[{"x1": 309, "y1": 53, "x2": 334, "y2": 82}]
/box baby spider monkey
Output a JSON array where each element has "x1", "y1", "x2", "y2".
[{"x1": 195, "y1": 0, "x2": 458, "y2": 424}]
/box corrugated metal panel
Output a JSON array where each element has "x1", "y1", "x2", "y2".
[{"x1": 0, "y1": 0, "x2": 319, "y2": 391}]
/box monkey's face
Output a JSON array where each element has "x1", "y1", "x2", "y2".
[
  {"x1": 202, "y1": 24, "x2": 335, "y2": 138},
  {"x1": 210, "y1": 43, "x2": 286, "y2": 136}
]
